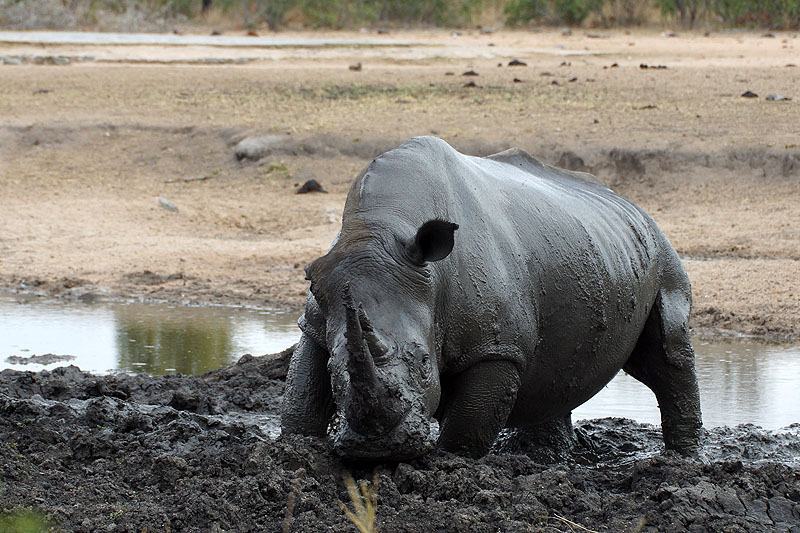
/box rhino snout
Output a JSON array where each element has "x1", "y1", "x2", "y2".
[{"x1": 331, "y1": 409, "x2": 436, "y2": 461}]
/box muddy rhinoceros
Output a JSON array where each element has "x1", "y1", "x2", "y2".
[{"x1": 281, "y1": 136, "x2": 702, "y2": 460}]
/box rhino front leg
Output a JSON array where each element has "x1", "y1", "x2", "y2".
[
  {"x1": 281, "y1": 334, "x2": 334, "y2": 437},
  {"x1": 437, "y1": 360, "x2": 521, "y2": 458}
]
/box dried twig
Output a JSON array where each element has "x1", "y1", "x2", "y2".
[
  {"x1": 536, "y1": 514, "x2": 601, "y2": 533},
  {"x1": 282, "y1": 468, "x2": 306, "y2": 533}
]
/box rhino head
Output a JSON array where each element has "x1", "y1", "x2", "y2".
[{"x1": 305, "y1": 219, "x2": 458, "y2": 460}]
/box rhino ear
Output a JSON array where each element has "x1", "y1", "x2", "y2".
[{"x1": 408, "y1": 219, "x2": 459, "y2": 264}]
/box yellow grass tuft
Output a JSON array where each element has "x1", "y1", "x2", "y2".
[{"x1": 338, "y1": 471, "x2": 380, "y2": 533}]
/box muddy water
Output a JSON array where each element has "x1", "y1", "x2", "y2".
[
  {"x1": 1, "y1": 293, "x2": 798, "y2": 429},
  {"x1": 0, "y1": 293, "x2": 299, "y2": 375},
  {"x1": 574, "y1": 341, "x2": 800, "y2": 429}
]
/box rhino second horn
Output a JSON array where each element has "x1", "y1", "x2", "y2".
[{"x1": 357, "y1": 306, "x2": 390, "y2": 360}]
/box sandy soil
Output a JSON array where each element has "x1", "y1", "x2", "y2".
[{"x1": 0, "y1": 29, "x2": 798, "y2": 341}]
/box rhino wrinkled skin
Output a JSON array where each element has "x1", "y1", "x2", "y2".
[{"x1": 281, "y1": 136, "x2": 702, "y2": 460}]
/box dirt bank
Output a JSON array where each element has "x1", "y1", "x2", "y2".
[{"x1": 1, "y1": 352, "x2": 799, "y2": 531}]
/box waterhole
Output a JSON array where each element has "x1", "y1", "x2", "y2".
[{"x1": 1, "y1": 293, "x2": 798, "y2": 429}]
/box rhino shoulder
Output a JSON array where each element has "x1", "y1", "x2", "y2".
[{"x1": 486, "y1": 147, "x2": 610, "y2": 190}]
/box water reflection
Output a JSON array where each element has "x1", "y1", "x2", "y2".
[
  {"x1": 114, "y1": 306, "x2": 233, "y2": 375},
  {"x1": 574, "y1": 341, "x2": 800, "y2": 429},
  {"x1": 0, "y1": 293, "x2": 301, "y2": 376}
]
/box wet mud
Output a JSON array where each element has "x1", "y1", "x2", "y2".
[
  {"x1": 1, "y1": 351, "x2": 798, "y2": 532},
  {"x1": 4, "y1": 353, "x2": 76, "y2": 366}
]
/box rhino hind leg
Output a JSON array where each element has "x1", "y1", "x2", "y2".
[{"x1": 623, "y1": 289, "x2": 703, "y2": 454}]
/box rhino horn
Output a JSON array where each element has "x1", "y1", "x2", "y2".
[
  {"x1": 342, "y1": 289, "x2": 404, "y2": 432},
  {"x1": 343, "y1": 295, "x2": 377, "y2": 386},
  {"x1": 357, "y1": 306, "x2": 390, "y2": 361}
]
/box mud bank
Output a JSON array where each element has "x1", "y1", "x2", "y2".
[{"x1": 1, "y1": 352, "x2": 798, "y2": 532}]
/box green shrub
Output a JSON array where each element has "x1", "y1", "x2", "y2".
[
  {"x1": 298, "y1": 0, "x2": 487, "y2": 28},
  {"x1": 504, "y1": 0, "x2": 607, "y2": 26},
  {"x1": 554, "y1": 0, "x2": 605, "y2": 24},
  {"x1": 504, "y1": 0, "x2": 549, "y2": 25},
  {"x1": 659, "y1": 0, "x2": 703, "y2": 27},
  {"x1": 712, "y1": 0, "x2": 800, "y2": 29}
]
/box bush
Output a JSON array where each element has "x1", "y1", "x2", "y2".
[
  {"x1": 289, "y1": 0, "x2": 489, "y2": 28},
  {"x1": 504, "y1": 0, "x2": 549, "y2": 25},
  {"x1": 659, "y1": 0, "x2": 800, "y2": 29},
  {"x1": 504, "y1": 0, "x2": 606, "y2": 26},
  {"x1": 713, "y1": 0, "x2": 800, "y2": 29},
  {"x1": 3, "y1": 0, "x2": 798, "y2": 31},
  {"x1": 554, "y1": 0, "x2": 605, "y2": 24}
]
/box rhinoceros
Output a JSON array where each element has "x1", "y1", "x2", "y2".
[{"x1": 281, "y1": 136, "x2": 702, "y2": 460}]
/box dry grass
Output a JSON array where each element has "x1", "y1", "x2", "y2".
[
  {"x1": 282, "y1": 468, "x2": 306, "y2": 533},
  {"x1": 338, "y1": 471, "x2": 380, "y2": 533}
]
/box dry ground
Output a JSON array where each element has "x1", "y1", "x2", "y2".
[{"x1": 0, "y1": 29, "x2": 798, "y2": 341}]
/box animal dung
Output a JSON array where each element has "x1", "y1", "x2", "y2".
[{"x1": 296, "y1": 179, "x2": 327, "y2": 194}]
